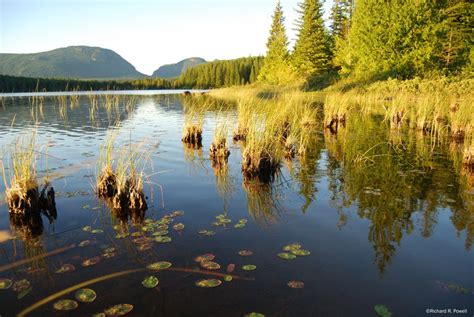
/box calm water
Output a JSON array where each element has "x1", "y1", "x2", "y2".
[{"x1": 0, "y1": 92, "x2": 472, "y2": 317}]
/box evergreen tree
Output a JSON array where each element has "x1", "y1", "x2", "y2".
[
  {"x1": 292, "y1": 0, "x2": 331, "y2": 78},
  {"x1": 258, "y1": 1, "x2": 295, "y2": 84}
]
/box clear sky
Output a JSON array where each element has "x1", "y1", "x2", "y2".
[{"x1": 0, "y1": 0, "x2": 333, "y2": 75}]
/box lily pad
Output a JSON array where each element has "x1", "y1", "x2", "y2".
[
  {"x1": 194, "y1": 254, "x2": 215, "y2": 263},
  {"x1": 104, "y1": 303, "x2": 134, "y2": 315},
  {"x1": 234, "y1": 223, "x2": 245, "y2": 229},
  {"x1": 283, "y1": 243, "x2": 302, "y2": 251},
  {"x1": 242, "y1": 265, "x2": 257, "y2": 271},
  {"x1": 374, "y1": 305, "x2": 392, "y2": 317},
  {"x1": 200, "y1": 261, "x2": 221, "y2": 270},
  {"x1": 238, "y1": 219, "x2": 248, "y2": 224},
  {"x1": 147, "y1": 261, "x2": 172, "y2": 270},
  {"x1": 154, "y1": 236, "x2": 172, "y2": 243},
  {"x1": 173, "y1": 223, "x2": 185, "y2": 231},
  {"x1": 82, "y1": 256, "x2": 101, "y2": 267},
  {"x1": 238, "y1": 250, "x2": 253, "y2": 257},
  {"x1": 133, "y1": 237, "x2": 152, "y2": 244},
  {"x1": 291, "y1": 249, "x2": 311, "y2": 256},
  {"x1": 170, "y1": 210, "x2": 184, "y2": 217},
  {"x1": 219, "y1": 218, "x2": 232, "y2": 224},
  {"x1": 93, "y1": 313, "x2": 106, "y2": 317},
  {"x1": 17, "y1": 286, "x2": 32, "y2": 299},
  {"x1": 224, "y1": 275, "x2": 233, "y2": 282},
  {"x1": 152, "y1": 230, "x2": 169, "y2": 236},
  {"x1": 195, "y1": 279, "x2": 222, "y2": 288},
  {"x1": 244, "y1": 313, "x2": 265, "y2": 317},
  {"x1": 91, "y1": 229, "x2": 104, "y2": 234},
  {"x1": 55, "y1": 264, "x2": 75, "y2": 274},
  {"x1": 75, "y1": 288, "x2": 97, "y2": 302},
  {"x1": 198, "y1": 230, "x2": 216, "y2": 236},
  {"x1": 78, "y1": 240, "x2": 91, "y2": 247},
  {"x1": 137, "y1": 244, "x2": 152, "y2": 252},
  {"x1": 0, "y1": 278, "x2": 13, "y2": 290},
  {"x1": 82, "y1": 226, "x2": 92, "y2": 232},
  {"x1": 13, "y1": 279, "x2": 30, "y2": 292},
  {"x1": 278, "y1": 252, "x2": 297, "y2": 260},
  {"x1": 287, "y1": 281, "x2": 304, "y2": 289},
  {"x1": 142, "y1": 276, "x2": 159, "y2": 288},
  {"x1": 53, "y1": 299, "x2": 78, "y2": 311}
]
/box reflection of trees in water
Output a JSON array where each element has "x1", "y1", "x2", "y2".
[{"x1": 325, "y1": 114, "x2": 473, "y2": 274}]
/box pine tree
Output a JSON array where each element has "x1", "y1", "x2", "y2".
[
  {"x1": 292, "y1": 0, "x2": 331, "y2": 78},
  {"x1": 258, "y1": 1, "x2": 294, "y2": 84}
]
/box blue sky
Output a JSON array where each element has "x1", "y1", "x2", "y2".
[{"x1": 0, "y1": 0, "x2": 333, "y2": 75}]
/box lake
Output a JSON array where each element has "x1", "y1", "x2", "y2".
[{"x1": 0, "y1": 91, "x2": 472, "y2": 317}]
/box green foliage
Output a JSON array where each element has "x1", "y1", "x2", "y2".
[
  {"x1": 0, "y1": 46, "x2": 145, "y2": 79},
  {"x1": 152, "y1": 57, "x2": 207, "y2": 78},
  {"x1": 293, "y1": 0, "x2": 331, "y2": 78},
  {"x1": 258, "y1": 1, "x2": 296, "y2": 85}
]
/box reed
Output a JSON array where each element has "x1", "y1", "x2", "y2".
[{"x1": 209, "y1": 123, "x2": 230, "y2": 168}]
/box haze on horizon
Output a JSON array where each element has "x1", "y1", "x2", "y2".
[{"x1": 0, "y1": 0, "x2": 332, "y2": 76}]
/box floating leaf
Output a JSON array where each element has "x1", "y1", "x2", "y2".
[
  {"x1": 227, "y1": 264, "x2": 235, "y2": 273},
  {"x1": 198, "y1": 230, "x2": 216, "y2": 236},
  {"x1": 244, "y1": 313, "x2": 265, "y2": 317},
  {"x1": 133, "y1": 237, "x2": 151, "y2": 244},
  {"x1": 82, "y1": 256, "x2": 101, "y2": 267},
  {"x1": 154, "y1": 236, "x2": 172, "y2": 243},
  {"x1": 137, "y1": 244, "x2": 152, "y2": 252},
  {"x1": 131, "y1": 232, "x2": 142, "y2": 237},
  {"x1": 142, "y1": 276, "x2": 159, "y2": 288},
  {"x1": 200, "y1": 261, "x2": 221, "y2": 270},
  {"x1": 170, "y1": 210, "x2": 184, "y2": 217},
  {"x1": 224, "y1": 275, "x2": 233, "y2": 282},
  {"x1": 13, "y1": 279, "x2": 30, "y2": 292},
  {"x1": 17, "y1": 286, "x2": 32, "y2": 299},
  {"x1": 195, "y1": 279, "x2": 222, "y2": 288},
  {"x1": 212, "y1": 222, "x2": 224, "y2": 227},
  {"x1": 374, "y1": 305, "x2": 392, "y2": 317},
  {"x1": 173, "y1": 223, "x2": 185, "y2": 231},
  {"x1": 238, "y1": 250, "x2": 253, "y2": 257},
  {"x1": 238, "y1": 219, "x2": 248, "y2": 224},
  {"x1": 147, "y1": 261, "x2": 172, "y2": 270},
  {"x1": 91, "y1": 229, "x2": 104, "y2": 234},
  {"x1": 82, "y1": 226, "x2": 92, "y2": 232},
  {"x1": 152, "y1": 230, "x2": 169, "y2": 236},
  {"x1": 79, "y1": 240, "x2": 91, "y2": 247},
  {"x1": 242, "y1": 265, "x2": 257, "y2": 271},
  {"x1": 0, "y1": 278, "x2": 13, "y2": 290},
  {"x1": 194, "y1": 254, "x2": 215, "y2": 263},
  {"x1": 75, "y1": 288, "x2": 97, "y2": 303},
  {"x1": 93, "y1": 313, "x2": 106, "y2": 317},
  {"x1": 115, "y1": 233, "x2": 129, "y2": 239},
  {"x1": 53, "y1": 299, "x2": 78, "y2": 311},
  {"x1": 219, "y1": 218, "x2": 232, "y2": 224},
  {"x1": 291, "y1": 249, "x2": 310, "y2": 256},
  {"x1": 283, "y1": 243, "x2": 301, "y2": 252},
  {"x1": 278, "y1": 252, "x2": 297, "y2": 260},
  {"x1": 287, "y1": 281, "x2": 304, "y2": 289},
  {"x1": 55, "y1": 264, "x2": 75, "y2": 274},
  {"x1": 104, "y1": 303, "x2": 134, "y2": 315},
  {"x1": 234, "y1": 223, "x2": 245, "y2": 229}
]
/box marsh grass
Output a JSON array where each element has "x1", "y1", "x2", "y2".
[{"x1": 210, "y1": 123, "x2": 230, "y2": 168}]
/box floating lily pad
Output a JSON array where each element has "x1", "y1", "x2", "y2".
[
  {"x1": 137, "y1": 244, "x2": 152, "y2": 252},
  {"x1": 238, "y1": 219, "x2": 248, "y2": 224},
  {"x1": 55, "y1": 264, "x2": 75, "y2": 273},
  {"x1": 283, "y1": 243, "x2": 301, "y2": 251},
  {"x1": 147, "y1": 261, "x2": 172, "y2": 270},
  {"x1": 287, "y1": 281, "x2": 304, "y2": 289},
  {"x1": 374, "y1": 305, "x2": 392, "y2": 317},
  {"x1": 142, "y1": 276, "x2": 159, "y2": 288},
  {"x1": 212, "y1": 222, "x2": 224, "y2": 227},
  {"x1": 219, "y1": 218, "x2": 232, "y2": 224},
  {"x1": 224, "y1": 275, "x2": 233, "y2": 282},
  {"x1": 82, "y1": 256, "x2": 101, "y2": 267},
  {"x1": 198, "y1": 230, "x2": 216, "y2": 236},
  {"x1": 75, "y1": 288, "x2": 97, "y2": 302},
  {"x1": 104, "y1": 303, "x2": 134, "y2": 315},
  {"x1": 154, "y1": 236, "x2": 172, "y2": 243},
  {"x1": 200, "y1": 261, "x2": 221, "y2": 270},
  {"x1": 13, "y1": 279, "x2": 30, "y2": 292},
  {"x1": 78, "y1": 240, "x2": 91, "y2": 247},
  {"x1": 173, "y1": 223, "x2": 185, "y2": 231},
  {"x1": 133, "y1": 237, "x2": 151, "y2": 244},
  {"x1": 194, "y1": 254, "x2": 215, "y2": 263},
  {"x1": 93, "y1": 313, "x2": 106, "y2": 317},
  {"x1": 115, "y1": 233, "x2": 129, "y2": 239},
  {"x1": 53, "y1": 299, "x2": 78, "y2": 311},
  {"x1": 0, "y1": 278, "x2": 13, "y2": 289},
  {"x1": 17, "y1": 286, "x2": 32, "y2": 299},
  {"x1": 170, "y1": 210, "x2": 184, "y2": 217},
  {"x1": 82, "y1": 226, "x2": 92, "y2": 232},
  {"x1": 195, "y1": 279, "x2": 222, "y2": 288},
  {"x1": 244, "y1": 313, "x2": 265, "y2": 317},
  {"x1": 238, "y1": 250, "x2": 253, "y2": 257},
  {"x1": 152, "y1": 230, "x2": 169, "y2": 236},
  {"x1": 227, "y1": 264, "x2": 235, "y2": 273},
  {"x1": 278, "y1": 252, "x2": 297, "y2": 260},
  {"x1": 234, "y1": 223, "x2": 245, "y2": 229},
  {"x1": 290, "y1": 249, "x2": 311, "y2": 256},
  {"x1": 242, "y1": 265, "x2": 257, "y2": 271},
  {"x1": 91, "y1": 229, "x2": 104, "y2": 234}
]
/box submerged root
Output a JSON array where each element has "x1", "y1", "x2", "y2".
[
  {"x1": 182, "y1": 125, "x2": 203, "y2": 148},
  {"x1": 97, "y1": 166, "x2": 117, "y2": 199},
  {"x1": 209, "y1": 139, "x2": 230, "y2": 168},
  {"x1": 241, "y1": 149, "x2": 280, "y2": 183}
]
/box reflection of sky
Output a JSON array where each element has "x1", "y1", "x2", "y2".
[{"x1": 0, "y1": 0, "x2": 334, "y2": 75}]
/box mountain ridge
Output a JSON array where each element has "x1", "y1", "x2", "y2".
[{"x1": 152, "y1": 57, "x2": 207, "y2": 78}]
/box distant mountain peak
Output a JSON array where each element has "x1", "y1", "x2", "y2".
[{"x1": 152, "y1": 57, "x2": 207, "y2": 78}]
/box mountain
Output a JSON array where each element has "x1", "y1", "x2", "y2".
[
  {"x1": 152, "y1": 57, "x2": 207, "y2": 78},
  {"x1": 0, "y1": 46, "x2": 146, "y2": 79}
]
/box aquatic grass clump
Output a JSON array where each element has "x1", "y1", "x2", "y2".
[
  {"x1": 463, "y1": 146, "x2": 474, "y2": 171},
  {"x1": 209, "y1": 124, "x2": 230, "y2": 168},
  {"x1": 97, "y1": 133, "x2": 118, "y2": 199},
  {"x1": 182, "y1": 124, "x2": 203, "y2": 148}
]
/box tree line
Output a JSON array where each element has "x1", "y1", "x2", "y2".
[{"x1": 259, "y1": 0, "x2": 472, "y2": 87}]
